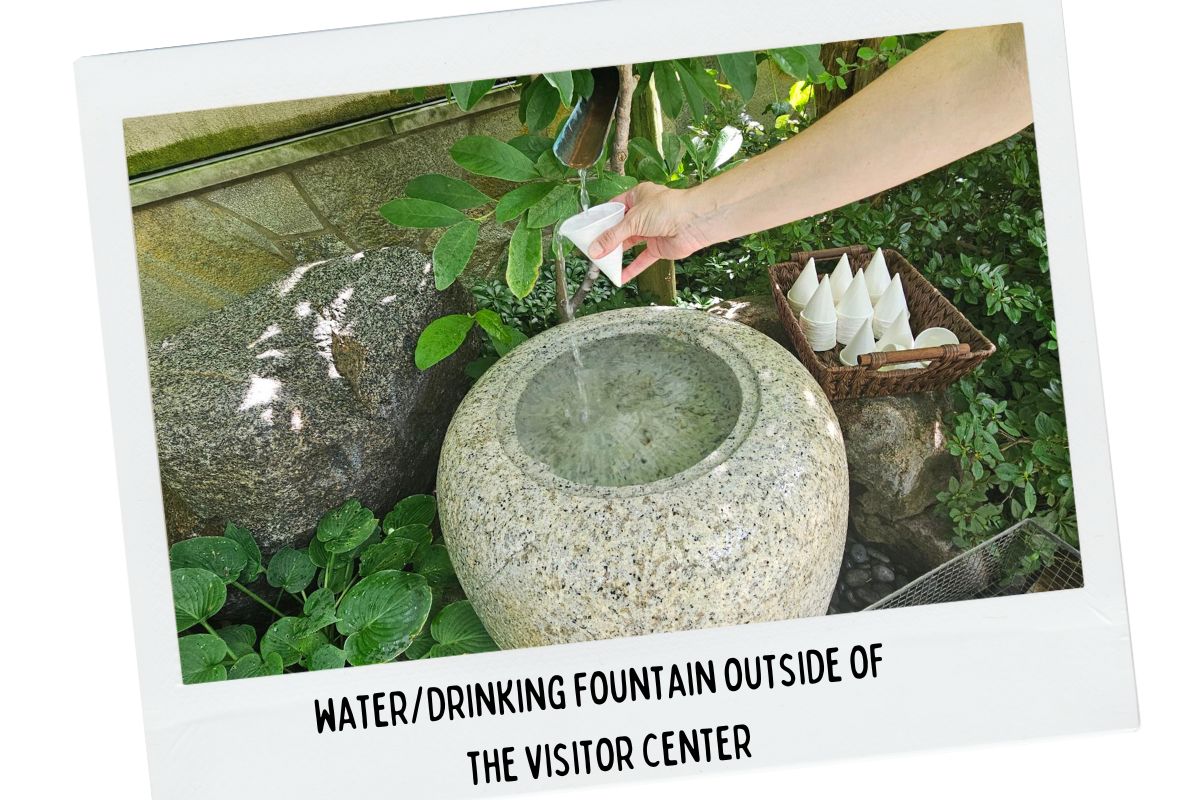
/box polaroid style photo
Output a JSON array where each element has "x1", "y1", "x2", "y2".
[{"x1": 75, "y1": 0, "x2": 1137, "y2": 796}]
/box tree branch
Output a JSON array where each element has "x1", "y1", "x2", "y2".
[
  {"x1": 609, "y1": 64, "x2": 637, "y2": 175},
  {"x1": 553, "y1": 233, "x2": 574, "y2": 323},
  {"x1": 569, "y1": 264, "x2": 602, "y2": 314}
]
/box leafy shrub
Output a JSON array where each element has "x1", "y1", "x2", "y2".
[{"x1": 170, "y1": 496, "x2": 495, "y2": 684}]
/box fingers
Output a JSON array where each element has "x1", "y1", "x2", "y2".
[
  {"x1": 589, "y1": 216, "x2": 633, "y2": 259},
  {"x1": 621, "y1": 249, "x2": 660, "y2": 283}
]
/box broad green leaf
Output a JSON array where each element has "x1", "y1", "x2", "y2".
[
  {"x1": 171, "y1": 568, "x2": 226, "y2": 632},
  {"x1": 337, "y1": 570, "x2": 433, "y2": 666},
  {"x1": 717, "y1": 51, "x2": 758, "y2": 101},
  {"x1": 634, "y1": 156, "x2": 670, "y2": 183},
  {"x1": 384, "y1": 522, "x2": 433, "y2": 551},
  {"x1": 506, "y1": 223, "x2": 542, "y2": 299},
  {"x1": 222, "y1": 523, "x2": 262, "y2": 582},
  {"x1": 179, "y1": 634, "x2": 228, "y2": 684},
  {"x1": 662, "y1": 133, "x2": 685, "y2": 172},
  {"x1": 216, "y1": 624, "x2": 257, "y2": 659},
  {"x1": 300, "y1": 587, "x2": 339, "y2": 633},
  {"x1": 857, "y1": 46, "x2": 877, "y2": 61},
  {"x1": 266, "y1": 547, "x2": 317, "y2": 594},
  {"x1": 523, "y1": 76, "x2": 561, "y2": 132},
  {"x1": 474, "y1": 309, "x2": 527, "y2": 356},
  {"x1": 770, "y1": 45, "x2": 825, "y2": 80},
  {"x1": 379, "y1": 198, "x2": 466, "y2": 228},
  {"x1": 404, "y1": 627, "x2": 436, "y2": 660},
  {"x1": 169, "y1": 536, "x2": 248, "y2": 585},
  {"x1": 507, "y1": 134, "x2": 554, "y2": 162},
  {"x1": 415, "y1": 543, "x2": 456, "y2": 588},
  {"x1": 433, "y1": 219, "x2": 480, "y2": 290},
  {"x1": 542, "y1": 71, "x2": 574, "y2": 106},
  {"x1": 358, "y1": 534, "x2": 419, "y2": 577},
  {"x1": 465, "y1": 355, "x2": 499, "y2": 379},
  {"x1": 679, "y1": 59, "x2": 721, "y2": 105},
  {"x1": 572, "y1": 68, "x2": 594, "y2": 98},
  {"x1": 450, "y1": 136, "x2": 540, "y2": 181},
  {"x1": 674, "y1": 60, "x2": 710, "y2": 119},
  {"x1": 587, "y1": 172, "x2": 637, "y2": 205},
  {"x1": 316, "y1": 499, "x2": 378, "y2": 555},
  {"x1": 494, "y1": 182, "x2": 557, "y2": 223},
  {"x1": 305, "y1": 644, "x2": 346, "y2": 671},
  {"x1": 653, "y1": 61, "x2": 684, "y2": 119},
  {"x1": 709, "y1": 126, "x2": 744, "y2": 170},
  {"x1": 405, "y1": 174, "x2": 491, "y2": 210},
  {"x1": 320, "y1": 559, "x2": 356, "y2": 594},
  {"x1": 228, "y1": 651, "x2": 285, "y2": 680},
  {"x1": 535, "y1": 149, "x2": 570, "y2": 179},
  {"x1": 414, "y1": 313, "x2": 475, "y2": 370},
  {"x1": 430, "y1": 601, "x2": 498, "y2": 655},
  {"x1": 307, "y1": 536, "x2": 353, "y2": 570},
  {"x1": 525, "y1": 182, "x2": 580, "y2": 228},
  {"x1": 448, "y1": 79, "x2": 495, "y2": 111},
  {"x1": 261, "y1": 617, "x2": 328, "y2": 668},
  {"x1": 384, "y1": 495, "x2": 437, "y2": 530}
]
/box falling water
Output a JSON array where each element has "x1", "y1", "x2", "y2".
[{"x1": 578, "y1": 167, "x2": 590, "y2": 212}]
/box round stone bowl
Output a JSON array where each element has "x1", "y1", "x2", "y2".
[{"x1": 437, "y1": 306, "x2": 848, "y2": 648}]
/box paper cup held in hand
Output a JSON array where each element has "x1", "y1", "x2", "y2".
[{"x1": 559, "y1": 201, "x2": 626, "y2": 286}]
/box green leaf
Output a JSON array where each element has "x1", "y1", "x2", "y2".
[
  {"x1": 588, "y1": 172, "x2": 638, "y2": 205},
  {"x1": 384, "y1": 523, "x2": 433, "y2": 551},
  {"x1": 305, "y1": 644, "x2": 346, "y2": 671},
  {"x1": 717, "y1": 51, "x2": 758, "y2": 101},
  {"x1": 415, "y1": 313, "x2": 475, "y2": 370},
  {"x1": 415, "y1": 543, "x2": 456, "y2": 588},
  {"x1": 179, "y1": 634, "x2": 228, "y2": 684},
  {"x1": 507, "y1": 134, "x2": 554, "y2": 163},
  {"x1": 653, "y1": 61, "x2": 684, "y2": 119},
  {"x1": 169, "y1": 537, "x2": 248, "y2": 585},
  {"x1": 506, "y1": 223, "x2": 543, "y2": 299},
  {"x1": 383, "y1": 495, "x2": 437, "y2": 531},
  {"x1": 171, "y1": 568, "x2": 226, "y2": 632},
  {"x1": 542, "y1": 71, "x2": 574, "y2": 106},
  {"x1": 429, "y1": 601, "x2": 498, "y2": 656},
  {"x1": 228, "y1": 651, "x2": 285, "y2": 680},
  {"x1": 474, "y1": 309, "x2": 527, "y2": 356},
  {"x1": 265, "y1": 547, "x2": 317, "y2": 594},
  {"x1": 433, "y1": 220, "x2": 480, "y2": 290},
  {"x1": 856, "y1": 46, "x2": 877, "y2": 61},
  {"x1": 337, "y1": 570, "x2": 433, "y2": 666},
  {"x1": 319, "y1": 559, "x2": 356, "y2": 595},
  {"x1": 535, "y1": 149, "x2": 570, "y2": 179},
  {"x1": 261, "y1": 617, "x2": 328, "y2": 668},
  {"x1": 494, "y1": 182, "x2": 558, "y2": 223},
  {"x1": 573, "y1": 68, "x2": 594, "y2": 98},
  {"x1": 673, "y1": 60, "x2": 710, "y2": 119},
  {"x1": 448, "y1": 79, "x2": 495, "y2": 111},
  {"x1": 523, "y1": 77, "x2": 561, "y2": 132},
  {"x1": 450, "y1": 136, "x2": 540, "y2": 182},
  {"x1": 359, "y1": 534, "x2": 419, "y2": 577},
  {"x1": 405, "y1": 174, "x2": 491, "y2": 210},
  {"x1": 770, "y1": 45, "x2": 825, "y2": 80},
  {"x1": 316, "y1": 499, "x2": 378, "y2": 555},
  {"x1": 525, "y1": 182, "x2": 580, "y2": 228},
  {"x1": 379, "y1": 197, "x2": 466, "y2": 229},
  {"x1": 216, "y1": 624, "x2": 257, "y2": 659},
  {"x1": 300, "y1": 587, "x2": 339, "y2": 633},
  {"x1": 465, "y1": 355, "x2": 499, "y2": 379},
  {"x1": 404, "y1": 627, "x2": 436, "y2": 660},
  {"x1": 222, "y1": 523, "x2": 262, "y2": 582}
]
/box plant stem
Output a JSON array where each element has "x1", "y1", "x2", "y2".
[
  {"x1": 609, "y1": 65, "x2": 637, "y2": 175},
  {"x1": 232, "y1": 581, "x2": 286, "y2": 618},
  {"x1": 569, "y1": 265, "x2": 602, "y2": 314}
]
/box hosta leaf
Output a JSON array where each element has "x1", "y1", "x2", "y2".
[
  {"x1": 448, "y1": 79, "x2": 495, "y2": 111},
  {"x1": 523, "y1": 77, "x2": 560, "y2": 132},
  {"x1": 525, "y1": 182, "x2": 579, "y2": 228},
  {"x1": 542, "y1": 71, "x2": 574, "y2": 106},
  {"x1": 383, "y1": 495, "x2": 437, "y2": 530},
  {"x1": 415, "y1": 543, "x2": 456, "y2": 588},
  {"x1": 379, "y1": 198, "x2": 466, "y2": 228},
  {"x1": 305, "y1": 644, "x2": 346, "y2": 671},
  {"x1": 266, "y1": 547, "x2": 317, "y2": 594},
  {"x1": 228, "y1": 651, "x2": 285, "y2": 680},
  {"x1": 222, "y1": 523, "x2": 262, "y2": 582},
  {"x1": 261, "y1": 617, "x2": 328, "y2": 668},
  {"x1": 494, "y1": 182, "x2": 557, "y2": 223},
  {"x1": 300, "y1": 587, "x2": 339, "y2": 633},
  {"x1": 337, "y1": 570, "x2": 432, "y2": 666},
  {"x1": 414, "y1": 313, "x2": 475, "y2": 371},
  {"x1": 506, "y1": 223, "x2": 542, "y2": 299},
  {"x1": 359, "y1": 534, "x2": 419, "y2": 577},
  {"x1": 316, "y1": 499, "x2": 378, "y2": 555},
  {"x1": 319, "y1": 558, "x2": 357, "y2": 594},
  {"x1": 433, "y1": 220, "x2": 480, "y2": 290},
  {"x1": 216, "y1": 624, "x2": 257, "y2": 659},
  {"x1": 717, "y1": 51, "x2": 759, "y2": 101},
  {"x1": 450, "y1": 136, "x2": 540, "y2": 182},
  {"x1": 405, "y1": 174, "x2": 491, "y2": 210},
  {"x1": 405, "y1": 627, "x2": 436, "y2": 660},
  {"x1": 430, "y1": 601, "x2": 497, "y2": 656},
  {"x1": 171, "y1": 568, "x2": 226, "y2": 632},
  {"x1": 169, "y1": 536, "x2": 248, "y2": 585},
  {"x1": 179, "y1": 634, "x2": 228, "y2": 684}
]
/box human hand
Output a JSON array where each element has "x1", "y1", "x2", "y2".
[{"x1": 588, "y1": 183, "x2": 710, "y2": 283}]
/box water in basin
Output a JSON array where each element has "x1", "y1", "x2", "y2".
[{"x1": 515, "y1": 333, "x2": 742, "y2": 487}]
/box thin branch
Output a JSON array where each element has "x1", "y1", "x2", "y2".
[
  {"x1": 609, "y1": 64, "x2": 637, "y2": 175},
  {"x1": 554, "y1": 243, "x2": 574, "y2": 322},
  {"x1": 569, "y1": 264, "x2": 602, "y2": 314}
]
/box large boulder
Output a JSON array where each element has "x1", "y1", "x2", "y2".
[{"x1": 149, "y1": 246, "x2": 476, "y2": 552}]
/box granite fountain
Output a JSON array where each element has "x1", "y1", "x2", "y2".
[{"x1": 437, "y1": 306, "x2": 849, "y2": 648}]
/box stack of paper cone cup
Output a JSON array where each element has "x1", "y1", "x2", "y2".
[
  {"x1": 786, "y1": 258, "x2": 819, "y2": 314},
  {"x1": 872, "y1": 274, "x2": 909, "y2": 337},
  {"x1": 836, "y1": 271, "x2": 874, "y2": 345},
  {"x1": 829, "y1": 253, "x2": 853, "y2": 304},
  {"x1": 800, "y1": 277, "x2": 837, "y2": 351},
  {"x1": 839, "y1": 318, "x2": 878, "y2": 367}
]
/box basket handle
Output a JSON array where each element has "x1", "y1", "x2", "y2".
[
  {"x1": 857, "y1": 343, "x2": 969, "y2": 369},
  {"x1": 792, "y1": 244, "x2": 871, "y2": 262}
]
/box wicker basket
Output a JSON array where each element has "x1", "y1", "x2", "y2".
[{"x1": 769, "y1": 244, "x2": 995, "y2": 400}]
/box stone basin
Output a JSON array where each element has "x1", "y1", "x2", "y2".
[{"x1": 437, "y1": 306, "x2": 849, "y2": 648}]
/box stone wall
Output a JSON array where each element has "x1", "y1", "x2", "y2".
[{"x1": 131, "y1": 93, "x2": 524, "y2": 343}]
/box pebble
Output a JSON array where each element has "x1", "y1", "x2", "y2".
[
  {"x1": 849, "y1": 543, "x2": 869, "y2": 564},
  {"x1": 872, "y1": 564, "x2": 896, "y2": 583},
  {"x1": 866, "y1": 547, "x2": 891, "y2": 563},
  {"x1": 844, "y1": 568, "x2": 871, "y2": 588}
]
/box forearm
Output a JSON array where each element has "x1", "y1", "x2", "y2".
[{"x1": 685, "y1": 24, "x2": 1033, "y2": 246}]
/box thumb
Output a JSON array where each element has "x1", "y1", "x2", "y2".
[{"x1": 589, "y1": 217, "x2": 632, "y2": 259}]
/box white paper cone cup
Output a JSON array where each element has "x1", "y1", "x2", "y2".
[
  {"x1": 559, "y1": 202, "x2": 626, "y2": 285},
  {"x1": 837, "y1": 271, "x2": 873, "y2": 318},
  {"x1": 877, "y1": 309, "x2": 915, "y2": 349},
  {"x1": 837, "y1": 313, "x2": 871, "y2": 345},
  {"x1": 872, "y1": 273, "x2": 907, "y2": 326},
  {"x1": 865, "y1": 247, "x2": 891, "y2": 303},
  {"x1": 830, "y1": 254, "x2": 853, "y2": 302},
  {"x1": 839, "y1": 318, "x2": 877, "y2": 366},
  {"x1": 787, "y1": 258, "x2": 819, "y2": 308},
  {"x1": 803, "y1": 277, "x2": 836, "y2": 322}
]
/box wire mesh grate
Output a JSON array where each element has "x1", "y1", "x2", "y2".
[{"x1": 865, "y1": 520, "x2": 1083, "y2": 611}]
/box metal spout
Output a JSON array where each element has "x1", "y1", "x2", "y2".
[{"x1": 552, "y1": 66, "x2": 620, "y2": 170}]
